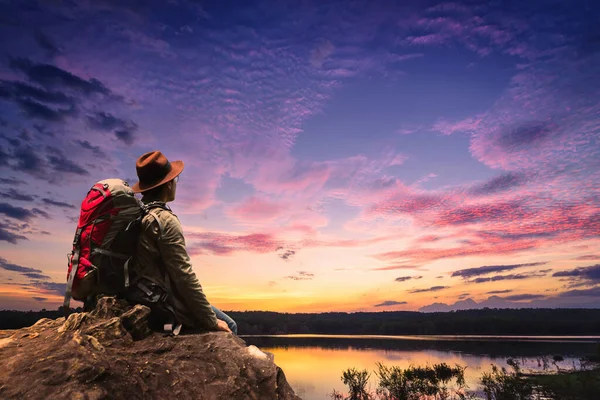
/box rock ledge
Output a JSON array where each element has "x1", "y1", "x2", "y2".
[{"x1": 0, "y1": 297, "x2": 300, "y2": 400}]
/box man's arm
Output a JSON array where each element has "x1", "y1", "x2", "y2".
[{"x1": 156, "y1": 212, "x2": 219, "y2": 330}]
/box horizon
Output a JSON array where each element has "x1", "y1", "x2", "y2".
[{"x1": 1, "y1": 0, "x2": 599, "y2": 313}]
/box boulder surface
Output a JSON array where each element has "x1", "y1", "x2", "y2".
[{"x1": 0, "y1": 297, "x2": 301, "y2": 400}]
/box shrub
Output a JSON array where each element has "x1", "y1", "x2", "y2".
[{"x1": 480, "y1": 358, "x2": 533, "y2": 400}]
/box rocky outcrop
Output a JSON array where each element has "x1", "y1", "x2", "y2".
[{"x1": 0, "y1": 297, "x2": 301, "y2": 400}]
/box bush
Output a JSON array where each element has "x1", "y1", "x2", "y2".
[
  {"x1": 340, "y1": 368, "x2": 371, "y2": 400},
  {"x1": 333, "y1": 363, "x2": 469, "y2": 400},
  {"x1": 480, "y1": 359, "x2": 533, "y2": 400}
]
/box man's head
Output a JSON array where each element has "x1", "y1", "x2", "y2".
[{"x1": 132, "y1": 151, "x2": 183, "y2": 202}]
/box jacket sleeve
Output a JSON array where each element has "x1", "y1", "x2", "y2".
[{"x1": 156, "y1": 212, "x2": 218, "y2": 330}]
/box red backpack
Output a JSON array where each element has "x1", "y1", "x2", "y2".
[{"x1": 63, "y1": 178, "x2": 155, "y2": 310}]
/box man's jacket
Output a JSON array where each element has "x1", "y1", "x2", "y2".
[{"x1": 134, "y1": 199, "x2": 218, "y2": 330}]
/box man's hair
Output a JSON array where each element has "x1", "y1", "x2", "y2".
[{"x1": 142, "y1": 182, "x2": 167, "y2": 200}]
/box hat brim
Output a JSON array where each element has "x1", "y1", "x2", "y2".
[{"x1": 131, "y1": 160, "x2": 184, "y2": 193}]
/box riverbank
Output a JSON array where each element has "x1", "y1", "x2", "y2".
[{"x1": 528, "y1": 366, "x2": 600, "y2": 400}]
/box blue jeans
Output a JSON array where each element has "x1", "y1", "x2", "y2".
[{"x1": 211, "y1": 305, "x2": 237, "y2": 335}]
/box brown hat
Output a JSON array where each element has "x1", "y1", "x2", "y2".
[{"x1": 131, "y1": 151, "x2": 184, "y2": 193}]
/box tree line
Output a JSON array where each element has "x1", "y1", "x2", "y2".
[{"x1": 2, "y1": 307, "x2": 600, "y2": 335}]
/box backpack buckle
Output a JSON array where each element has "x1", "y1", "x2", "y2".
[{"x1": 163, "y1": 323, "x2": 182, "y2": 336}]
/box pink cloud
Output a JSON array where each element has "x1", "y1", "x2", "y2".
[
  {"x1": 226, "y1": 196, "x2": 290, "y2": 222},
  {"x1": 374, "y1": 239, "x2": 540, "y2": 264},
  {"x1": 370, "y1": 264, "x2": 424, "y2": 271},
  {"x1": 187, "y1": 232, "x2": 282, "y2": 256},
  {"x1": 404, "y1": 33, "x2": 449, "y2": 46},
  {"x1": 432, "y1": 116, "x2": 482, "y2": 136}
]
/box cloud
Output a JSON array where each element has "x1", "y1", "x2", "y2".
[
  {"x1": 227, "y1": 196, "x2": 290, "y2": 223},
  {"x1": 503, "y1": 294, "x2": 546, "y2": 301},
  {"x1": 73, "y1": 140, "x2": 107, "y2": 158},
  {"x1": 553, "y1": 264, "x2": 600, "y2": 283},
  {"x1": 558, "y1": 286, "x2": 600, "y2": 298},
  {"x1": 432, "y1": 117, "x2": 482, "y2": 136},
  {"x1": 369, "y1": 193, "x2": 446, "y2": 215},
  {"x1": 310, "y1": 40, "x2": 334, "y2": 68},
  {"x1": 22, "y1": 272, "x2": 51, "y2": 280},
  {"x1": 0, "y1": 188, "x2": 35, "y2": 202},
  {"x1": 18, "y1": 98, "x2": 75, "y2": 122},
  {"x1": 114, "y1": 129, "x2": 135, "y2": 145},
  {"x1": 470, "y1": 272, "x2": 546, "y2": 284},
  {"x1": 375, "y1": 240, "x2": 539, "y2": 264},
  {"x1": 32, "y1": 208, "x2": 50, "y2": 219},
  {"x1": 469, "y1": 172, "x2": 526, "y2": 196},
  {"x1": 42, "y1": 198, "x2": 75, "y2": 209},
  {"x1": 0, "y1": 225, "x2": 28, "y2": 244},
  {"x1": 370, "y1": 264, "x2": 423, "y2": 271},
  {"x1": 10, "y1": 145, "x2": 46, "y2": 176},
  {"x1": 276, "y1": 247, "x2": 296, "y2": 261},
  {"x1": 435, "y1": 201, "x2": 528, "y2": 226},
  {"x1": 32, "y1": 296, "x2": 48, "y2": 302},
  {"x1": 86, "y1": 112, "x2": 138, "y2": 145},
  {"x1": 30, "y1": 281, "x2": 65, "y2": 296},
  {"x1": 10, "y1": 58, "x2": 111, "y2": 96},
  {"x1": 395, "y1": 275, "x2": 422, "y2": 282},
  {"x1": 409, "y1": 285, "x2": 448, "y2": 293},
  {"x1": 497, "y1": 122, "x2": 555, "y2": 150},
  {"x1": 575, "y1": 255, "x2": 600, "y2": 261},
  {"x1": 285, "y1": 271, "x2": 314, "y2": 281},
  {"x1": 0, "y1": 203, "x2": 38, "y2": 221},
  {"x1": 374, "y1": 300, "x2": 407, "y2": 307},
  {"x1": 452, "y1": 262, "x2": 547, "y2": 278},
  {"x1": 0, "y1": 257, "x2": 48, "y2": 280},
  {"x1": 187, "y1": 232, "x2": 282, "y2": 256},
  {"x1": 34, "y1": 29, "x2": 61, "y2": 57},
  {"x1": 46, "y1": 146, "x2": 89, "y2": 176},
  {"x1": 0, "y1": 80, "x2": 73, "y2": 104},
  {"x1": 486, "y1": 289, "x2": 512, "y2": 294}
]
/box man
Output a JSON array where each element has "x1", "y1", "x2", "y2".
[{"x1": 131, "y1": 150, "x2": 237, "y2": 334}]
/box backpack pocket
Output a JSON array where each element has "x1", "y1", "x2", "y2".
[{"x1": 125, "y1": 277, "x2": 180, "y2": 333}]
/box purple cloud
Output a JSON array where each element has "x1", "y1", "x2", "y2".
[
  {"x1": 503, "y1": 294, "x2": 546, "y2": 301},
  {"x1": 285, "y1": 271, "x2": 314, "y2": 281},
  {"x1": 487, "y1": 290, "x2": 512, "y2": 294},
  {"x1": 470, "y1": 272, "x2": 546, "y2": 284},
  {"x1": 553, "y1": 264, "x2": 600, "y2": 283},
  {"x1": 469, "y1": 172, "x2": 526, "y2": 196},
  {"x1": 9, "y1": 58, "x2": 111, "y2": 96},
  {"x1": 452, "y1": 262, "x2": 546, "y2": 278},
  {"x1": 409, "y1": 286, "x2": 449, "y2": 294},
  {"x1": 395, "y1": 276, "x2": 423, "y2": 282},
  {"x1": 374, "y1": 300, "x2": 407, "y2": 307}
]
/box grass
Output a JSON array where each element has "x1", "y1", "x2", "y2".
[{"x1": 529, "y1": 367, "x2": 600, "y2": 400}]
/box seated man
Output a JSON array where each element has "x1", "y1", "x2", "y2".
[{"x1": 131, "y1": 150, "x2": 237, "y2": 334}]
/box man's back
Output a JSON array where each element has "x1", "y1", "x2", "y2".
[{"x1": 135, "y1": 201, "x2": 218, "y2": 331}]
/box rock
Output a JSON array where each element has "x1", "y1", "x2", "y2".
[
  {"x1": 120, "y1": 305, "x2": 152, "y2": 340},
  {"x1": 90, "y1": 296, "x2": 130, "y2": 319},
  {"x1": 0, "y1": 296, "x2": 301, "y2": 400}
]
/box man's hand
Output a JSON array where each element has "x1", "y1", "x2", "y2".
[{"x1": 216, "y1": 319, "x2": 232, "y2": 333}]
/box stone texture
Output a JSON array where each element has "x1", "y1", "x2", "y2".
[{"x1": 0, "y1": 297, "x2": 301, "y2": 400}]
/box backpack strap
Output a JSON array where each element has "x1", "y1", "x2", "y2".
[{"x1": 63, "y1": 227, "x2": 83, "y2": 314}]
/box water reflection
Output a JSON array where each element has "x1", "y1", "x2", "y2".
[{"x1": 243, "y1": 335, "x2": 598, "y2": 400}]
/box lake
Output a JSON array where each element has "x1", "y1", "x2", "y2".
[{"x1": 242, "y1": 334, "x2": 600, "y2": 400}]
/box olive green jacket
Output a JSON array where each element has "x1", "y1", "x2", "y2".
[{"x1": 134, "y1": 199, "x2": 218, "y2": 330}]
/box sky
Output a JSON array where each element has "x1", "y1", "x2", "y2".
[{"x1": 0, "y1": 0, "x2": 599, "y2": 313}]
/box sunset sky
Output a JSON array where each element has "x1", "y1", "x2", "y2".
[{"x1": 0, "y1": 0, "x2": 599, "y2": 312}]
